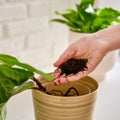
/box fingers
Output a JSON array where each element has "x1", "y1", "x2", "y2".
[
  {"x1": 54, "y1": 47, "x2": 76, "y2": 67},
  {"x1": 53, "y1": 55, "x2": 100, "y2": 85},
  {"x1": 53, "y1": 71, "x2": 88, "y2": 85},
  {"x1": 52, "y1": 68, "x2": 61, "y2": 79}
]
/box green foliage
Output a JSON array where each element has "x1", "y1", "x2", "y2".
[
  {"x1": 0, "y1": 105, "x2": 7, "y2": 120},
  {"x1": 0, "y1": 54, "x2": 54, "y2": 120},
  {"x1": 51, "y1": 0, "x2": 120, "y2": 33}
]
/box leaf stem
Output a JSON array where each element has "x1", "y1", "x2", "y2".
[{"x1": 32, "y1": 77, "x2": 46, "y2": 92}]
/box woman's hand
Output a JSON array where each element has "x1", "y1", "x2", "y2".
[{"x1": 53, "y1": 33, "x2": 108, "y2": 85}]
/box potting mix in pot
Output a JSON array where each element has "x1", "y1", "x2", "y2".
[{"x1": 35, "y1": 58, "x2": 88, "y2": 97}]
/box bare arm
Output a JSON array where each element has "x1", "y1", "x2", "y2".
[{"x1": 95, "y1": 24, "x2": 120, "y2": 52}]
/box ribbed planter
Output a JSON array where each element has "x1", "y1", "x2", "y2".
[
  {"x1": 69, "y1": 31, "x2": 118, "y2": 82},
  {"x1": 32, "y1": 76, "x2": 98, "y2": 120}
]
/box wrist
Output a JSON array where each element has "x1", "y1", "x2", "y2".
[
  {"x1": 95, "y1": 25, "x2": 120, "y2": 52},
  {"x1": 91, "y1": 32, "x2": 111, "y2": 55}
]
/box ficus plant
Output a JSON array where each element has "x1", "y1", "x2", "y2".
[
  {"x1": 51, "y1": 0, "x2": 120, "y2": 33},
  {"x1": 0, "y1": 54, "x2": 54, "y2": 120}
]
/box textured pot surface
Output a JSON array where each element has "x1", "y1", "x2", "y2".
[{"x1": 32, "y1": 76, "x2": 98, "y2": 120}]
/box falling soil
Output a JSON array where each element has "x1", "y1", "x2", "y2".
[
  {"x1": 59, "y1": 58, "x2": 88, "y2": 75},
  {"x1": 33, "y1": 58, "x2": 88, "y2": 96}
]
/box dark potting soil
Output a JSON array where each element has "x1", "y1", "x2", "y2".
[
  {"x1": 33, "y1": 58, "x2": 88, "y2": 96},
  {"x1": 59, "y1": 58, "x2": 88, "y2": 75}
]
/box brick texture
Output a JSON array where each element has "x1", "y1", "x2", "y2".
[
  {"x1": 0, "y1": 24, "x2": 2, "y2": 38},
  {"x1": 0, "y1": 4, "x2": 27, "y2": 22},
  {"x1": 0, "y1": 0, "x2": 4, "y2": 3},
  {"x1": 27, "y1": 31, "x2": 51, "y2": 48},
  {"x1": 0, "y1": 36, "x2": 25, "y2": 52},
  {"x1": 5, "y1": 17, "x2": 49, "y2": 37},
  {"x1": 28, "y1": 1, "x2": 50, "y2": 17},
  {"x1": 0, "y1": 0, "x2": 84, "y2": 68}
]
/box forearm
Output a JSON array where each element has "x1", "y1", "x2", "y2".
[{"x1": 95, "y1": 24, "x2": 120, "y2": 52}]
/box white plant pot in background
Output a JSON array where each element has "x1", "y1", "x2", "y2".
[{"x1": 69, "y1": 31, "x2": 118, "y2": 82}]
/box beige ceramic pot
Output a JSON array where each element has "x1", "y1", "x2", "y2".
[
  {"x1": 32, "y1": 76, "x2": 98, "y2": 120},
  {"x1": 69, "y1": 31, "x2": 118, "y2": 82}
]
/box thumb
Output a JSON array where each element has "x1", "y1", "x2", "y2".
[{"x1": 54, "y1": 47, "x2": 76, "y2": 67}]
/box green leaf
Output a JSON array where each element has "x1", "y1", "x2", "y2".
[
  {"x1": 0, "y1": 53, "x2": 54, "y2": 104},
  {"x1": 10, "y1": 81, "x2": 34, "y2": 96},
  {"x1": 97, "y1": 8, "x2": 120, "y2": 17},
  {"x1": 16, "y1": 62, "x2": 54, "y2": 81},
  {"x1": 0, "y1": 54, "x2": 53, "y2": 104},
  {"x1": 0, "y1": 54, "x2": 54, "y2": 81},
  {"x1": 0, "y1": 66, "x2": 33, "y2": 85},
  {"x1": 0, "y1": 53, "x2": 54, "y2": 120},
  {"x1": 0, "y1": 105, "x2": 7, "y2": 120},
  {"x1": 51, "y1": 0, "x2": 120, "y2": 33},
  {"x1": 0, "y1": 54, "x2": 19, "y2": 67},
  {"x1": 51, "y1": 19, "x2": 68, "y2": 24},
  {"x1": 0, "y1": 68, "x2": 34, "y2": 104},
  {"x1": 0, "y1": 81, "x2": 12, "y2": 104},
  {"x1": 76, "y1": 0, "x2": 94, "y2": 12}
]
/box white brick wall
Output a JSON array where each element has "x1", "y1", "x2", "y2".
[
  {"x1": 5, "y1": 17, "x2": 49, "y2": 37},
  {"x1": 0, "y1": 36, "x2": 25, "y2": 52},
  {"x1": 27, "y1": 31, "x2": 50, "y2": 48},
  {"x1": 0, "y1": 4, "x2": 27, "y2": 22},
  {"x1": 0, "y1": 0, "x2": 79, "y2": 69},
  {"x1": 0, "y1": 0, "x2": 114, "y2": 70},
  {"x1": 27, "y1": 1, "x2": 50, "y2": 17},
  {"x1": 99, "y1": 0, "x2": 120, "y2": 10},
  {"x1": 0, "y1": 0, "x2": 4, "y2": 4},
  {"x1": 0, "y1": 24, "x2": 2, "y2": 38}
]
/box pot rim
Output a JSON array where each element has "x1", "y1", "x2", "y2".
[{"x1": 32, "y1": 76, "x2": 99, "y2": 99}]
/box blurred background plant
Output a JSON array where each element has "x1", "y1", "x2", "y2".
[{"x1": 52, "y1": 0, "x2": 120, "y2": 33}]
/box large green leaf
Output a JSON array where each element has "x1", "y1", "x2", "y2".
[
  {"x1": 0, "y1": 72, "x2": 34, "y2": 120},
  {"x1": 0, "y1": 54, "x2": 54, "y2": 105},
  {"x1": 51, "y1": 0, "x2": 120, "y2": 33},
  {"x1": 17, "y1": 62, "x2": 53, "y2": 81},
  {"x1": 0, "y1": 54, "x2": 54, "y2": 120},
  {"x1": 10, "y1": 81, "x2": 34, "y2": 96},
  {"x1": 0, "y1": 67, "x2": 34, "y2": 104},
  {"x1": 0, "y1": 54, "x2": 54, "y2": 81},
  {"x1": 0, "y1": 54, "x2": 19, "y2": 67},
  {"x1": 0, "y1": 66, "x2": 33, "y2": 85},
  {"x1": 97, "y1": 8, "x2": 120, "y2": 17},
  {"x1": 76, "y1": 0, "x2": 94, "y2": 12}
]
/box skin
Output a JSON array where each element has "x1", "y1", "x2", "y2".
[{"x1": 53, "y1": 24, "x2": 120, "y2": 85}]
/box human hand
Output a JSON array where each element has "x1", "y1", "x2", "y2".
[{"x1": 53, "y1": 34, "x2": 109, "y2": 85}]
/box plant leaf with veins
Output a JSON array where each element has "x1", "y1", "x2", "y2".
[{"x1": 0, "y1": 54, "x2": 54, "y2": 120}]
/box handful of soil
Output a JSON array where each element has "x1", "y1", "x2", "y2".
[
  {"x1": 33, "y1": 58, "x2": 88, "y2": 97},
  {"x1": 59, "y1": 58, "x2": 88, "y2": 75}
]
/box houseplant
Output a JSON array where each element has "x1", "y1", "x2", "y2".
[
  {"x1": 0, "y1": 54, "x2": 53, "y2": 120},
  {"x1": 32, "y1": 76, "x2": 98, "y2": 120},
  {"x1": 52, "y1": 0, "x2": 120, "y2": 33},
  {"x1": 0, "y1": 54, "x2": 98, "y2": 120},
  {"x1": 51, "y1": 0, "x2": 120, "y2": 81}
]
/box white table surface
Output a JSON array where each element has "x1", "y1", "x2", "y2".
[{"x1": 7, "y1": 61, "x2": 120, "y2": 120}]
